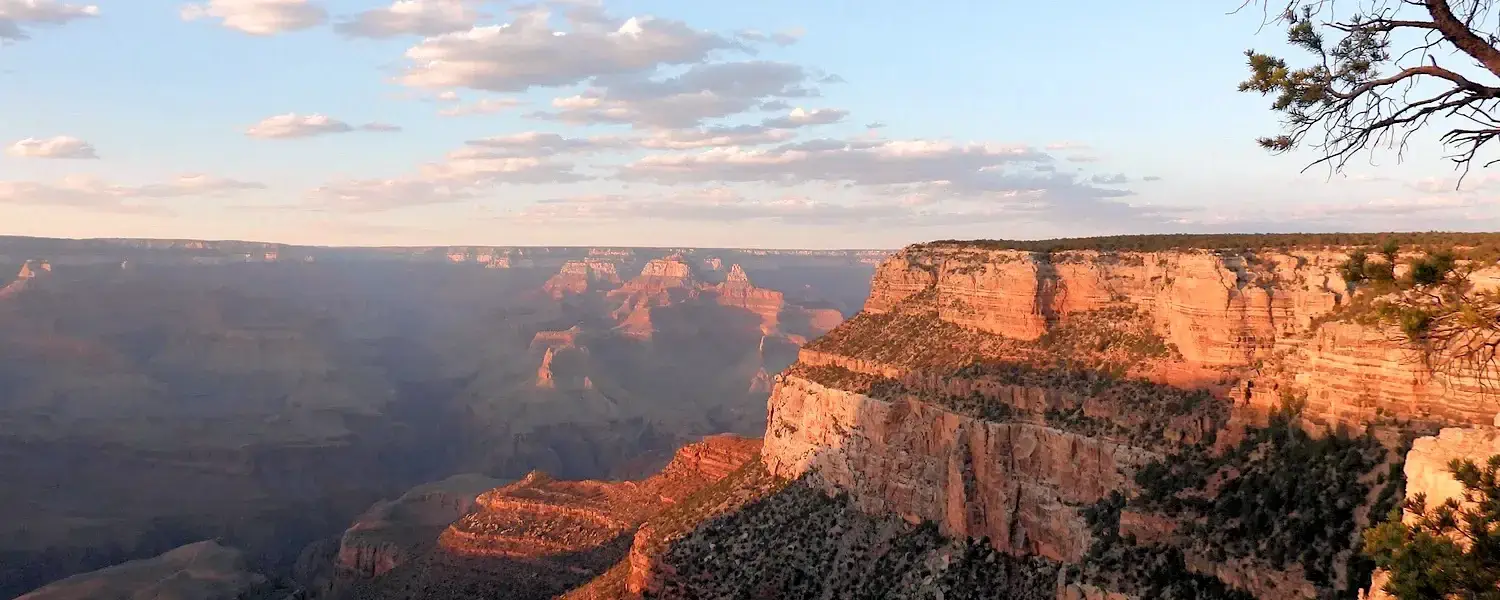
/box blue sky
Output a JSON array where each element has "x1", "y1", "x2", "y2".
[{"x1": 0, "y1": 0, "x2": 1495, "y2": 248}]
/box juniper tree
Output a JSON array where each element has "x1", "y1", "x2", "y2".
[{"x1": 1238, "y1": 0, "x2": 1500, "y2": 184}]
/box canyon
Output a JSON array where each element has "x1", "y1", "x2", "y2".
[
  {"x1": 0, "y1": 237, "x2": 878, "y2": 599},
  {"x1": 16, "y1": 234, "x2": 1500, "y2": 600}
]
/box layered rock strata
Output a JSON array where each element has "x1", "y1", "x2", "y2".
[
  {"x1": 440, "y1": 435, "x2": 760, "y2": 562},
  {"x1": 336, "y1": 474, "x2": 504, "y2": 579}
]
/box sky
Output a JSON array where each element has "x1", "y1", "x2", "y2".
[{"x1": 2, "y1": 0, "x2": 1499, "y2": 249}]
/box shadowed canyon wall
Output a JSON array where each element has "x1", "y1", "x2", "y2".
[{"x1": 0, "y1": 239, "x2": 879, "y2": 599}]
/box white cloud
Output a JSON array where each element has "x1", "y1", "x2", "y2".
[
  {"x1": 638, "y1": 125, "x2": 796, "y2": 150},
  {"x1": 397, "y1": 5, "x2": 740, "y2": 92},
  {"x1": 461, "y1": 132, "x2": 629, "y2": 157},
  {"x1": 180, "y1": 0, "x2": 326, "y2": 35},
  {"x1": 762, "y1": 107, "x2": 847, "y2": 128},
  {"x1": 734, "y1": 28, "x2": 800, "y2": 46},
  {"x1": 531, "y1": 61, "x2": 824, "y2": 128},
  {"x1": 0, "y1": 0, "x2": 97, "y2": 41},
  {"x1": 245, "y1": 113, "x2": 401, "y2": 139},
  {"x1": 519, "y1": 188, "x2": 910, "y2": 224},
  {"x1": 628, "y1": 108, "x2": 844, "y2": 150},
  {"x1": 6, "y1": 136, "x2": 98, "y2": 159},
  {"x1": 436, "y1": 97, "x2": 523, "y2": 117},
  {"x1": 335, "y1": 0, "x2": 483, "y2": 38},
  {"x1": 620, "y1": 139, "x2": 1053, "y2": 188},
  {"x1": 615, "y1": 138, "x2": 1153, "y2": 223},
  {"x1": 515, "y1": 187, "x2": 1062, "y2": 228},
  {"x1": 309, "y1": 140, "x2": 590, "y2": 211},
  {"x1": 0, "y1": 174, "x2": 265, "y2": 212}
]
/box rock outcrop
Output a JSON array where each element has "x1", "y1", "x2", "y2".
[
  {"x1": 763, "y1": 375, "x2": 1153, "y2": 562},
  {"x1": 713, "y1": 265, "x2": 784, "y2": 334},
  {"x1": 441, "y1": 435, "x2": 761, "y2": 562},
  {"x1": 1402, "y1": 427, "x2": 1500, "y2": 517},
  {"x1": 865, "y1": 246, "x2": 1348, "y2": 366},
  {"x1": 324, "y1": 436, "x2": 759, "y2": 600},
  {"x1": 675, "y1": 240, "x2": 1487, "y2": 600},
  {"x1": 0, "y1": 260, "x2": 50, "y2": 298},
  {"x1": 15, "y1": 541, "x2": 287, "y2": 600},
  {"x1": 544, "y1": 260, "x2": 623, "y2": 297},
  {"x1": 336, "y1": 474, "x2": 504, "y2": 580},
  {"x1": 1364, "y1": 426, "x2": 1500, "y2": 600}
]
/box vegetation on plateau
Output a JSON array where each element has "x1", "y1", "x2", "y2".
[
  {"x1": 916, "y1": 232, "x2": 1500, "y2": 253},
  {"x1": 1333, "y1": 242, "x2": 1500, "y2": 390},
  {"x1": 647, "y1": 479, "x2": 1061, "y2": 600},
  {"x1": 1113, "y1": 403, "x2": 1389, "y2": 596}
]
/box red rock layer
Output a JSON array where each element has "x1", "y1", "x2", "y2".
[
  {"x1": 439, "y1": 436, "x2": 761, "y2": 563},
  {"x1": 762, "y1": 375, "x2": 1151, "y2": 562},
  {"x1": 865, "y1": 246, "x2": 1349, "y2": 366}
]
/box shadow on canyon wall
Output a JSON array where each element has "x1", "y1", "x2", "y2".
[{"x1": 0, "y1": 258, "x2": 875, "y2": 598}]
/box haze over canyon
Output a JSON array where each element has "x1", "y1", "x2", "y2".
[{"x1": 8, "y1": 232, "x2": 1500, "y2": 600}]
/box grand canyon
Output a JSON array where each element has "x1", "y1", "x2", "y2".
[{"x1": 11, "y1": 233, "x2": 1500, "y2": 600}]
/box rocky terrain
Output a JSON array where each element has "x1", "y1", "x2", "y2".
[
  {"x1": 14, "y1": 541, "x2": 294, "y2": 600},
  {"x1": 548, "y1": 236, "x2": 1500, "y2": 600},
  {"x1": 318, "y1": 435, "x2": 761, "y2": 600},
  {"x1": 21, "y1": 233, "x2": 1500, "y2": 600},
  {"x1": 0, "y1": 237, "x2": 879, "y2": 599}
]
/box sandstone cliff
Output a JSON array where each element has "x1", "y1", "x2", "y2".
[
  {"x1": 544, "y1": 260, "x2": 622, "y2": 298},
  {"x1": 669, "y1": 241, "x2": 1483, "y2": 599},
  {"x1": 336, "y1": 474, "x2": 505, "y2": 580}
]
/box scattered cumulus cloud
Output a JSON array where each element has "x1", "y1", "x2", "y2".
[
  {"x1": 866, "y1": 121, "x2": 887, "y2": 130},
  {"x1": 1044, "y1": 141, "x2": 1089, "y2": 151},
  {"x1": 613, "y1": 138, "x2": 1156, "y2": 225},
  {"x1": 397, "y1": 5, "x2": 741, "y2": 92},
  {"x1": 762, "y1": 107, "x2": 847, "y2": 128},
  {"x1": 461, "y1": 132, "x2": 630, "y2": 157},
  {"x1": 531, "y1": 61, "x2": 826, "y2": 128},
  {"x1": 310, "y1": 139, "x2": 591, "y2": 211},
  {"x1": 734, "y1": 28, "x2": 800, "y2": 46},
  {"x1": 516, "y1": 186, "x2": 1086, "y2": 228},
  {"x1": 620, "y1": 139, "x2": 1051, "y2": 188},
  {"x1": 519, "y1": 188, "x2": 917, "y2": 224},
  {"x1": 6, "y1": 136, "x2": 98, "y2": 159},
  {"x1": 436, "y1": 97, "x2": 524, "y2": 117},
  {"x1": 245, "y1": 113, "x2": 401, "y2": 139},
  {"x1": 623, "y1": 106, "x2": 847, "y2": 150},
  {"x1": 180, "y1": 0, "x2": 327, "y2": 35},
  {"x1": 0, "y1": 0, "x2": 98, "y2": 41},
  {"x1": 335, "y1": 0, "x2": 484, "y2": 38},
  {"x1": 0, "y1": 174, "x2": 265, "y2": 213},
  {"x1": 637, "y1": 125, "x2": 796, "y2": 150}
]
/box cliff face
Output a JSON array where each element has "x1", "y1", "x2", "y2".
[
  {"x1": 1364, "y1": 426, "x2": 1500, "y2": 600},
  {"x1": 543, "y1": 260, "x2": 622, "y2": 298},
  {"x1": 861, "y1": 244, "x2": 1495, "y2": 430},
  {"x1": 764, "y1": 376, "x2": 1151, "y2": 561},
  {"x1": 865, "y1": 247, "x2": 1346, "y2": 366},
  {"x1": 335, "y1": 474, "x2": 504, "y2": 580},
  {"x1": 736, "y1": 243, "x2": 1484, "y2": 599}
]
